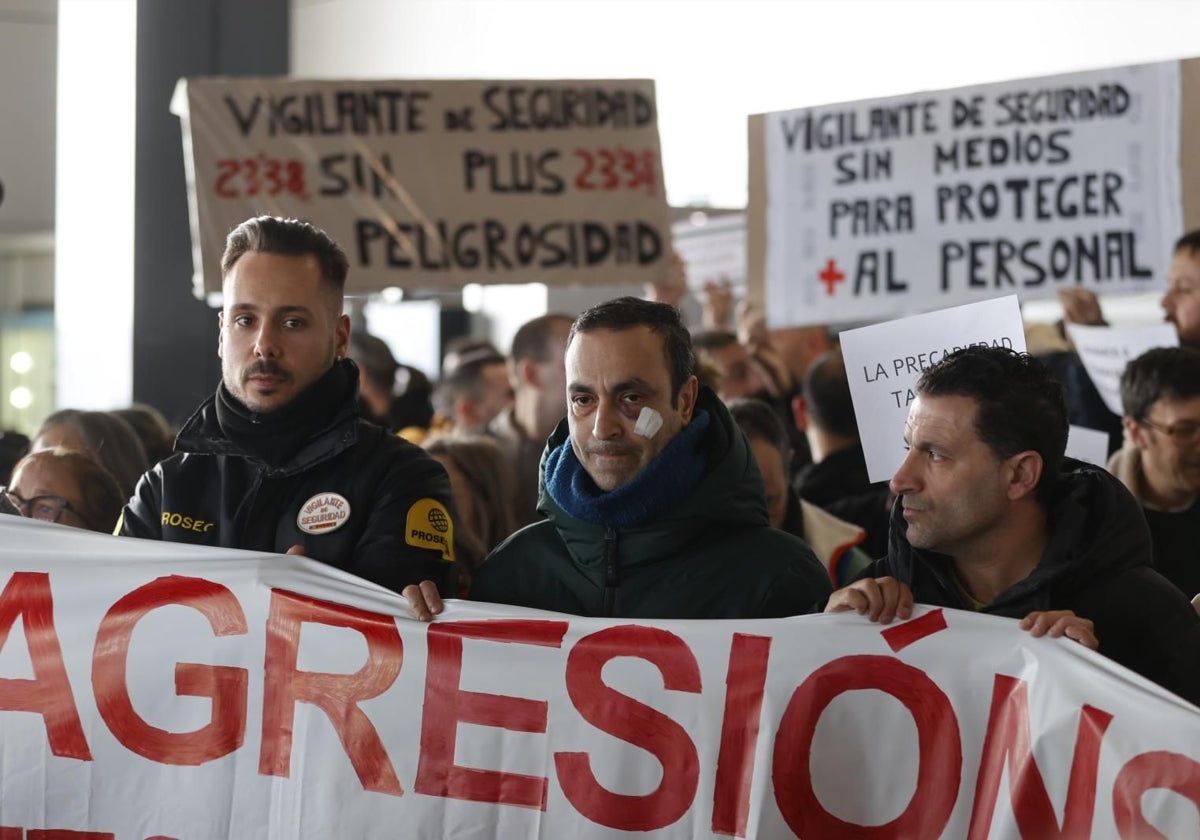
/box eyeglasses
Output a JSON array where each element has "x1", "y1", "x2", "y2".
[
  {"x1": 1139, "y1": 418, "x2": 1200, "y2": 444},
  {"x1": 1, "y1": 486, "x2": 91, "y2": 527}
]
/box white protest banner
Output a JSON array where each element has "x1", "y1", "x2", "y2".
[
  {"x1": 1066, "y1": 321, "x2": 1180, "y2": 415},
  {"x1": 840, "y1": 295, "x2": 1026, "y2": 482},
  {"x1": 172, "y1": 78, "x2": 670, "y2": 297},
  {"x1": 1067, "y1": 424, "x2": 1112, "y2": 467},
  {"x1": 4, "y1": 516, "x2": 1200, "y2": 839},
  {"x1": 757, "y1": 62, "x2": 1181, "y2": 327}
]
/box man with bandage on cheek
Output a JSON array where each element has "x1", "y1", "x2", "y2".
[{"x1": 404, "y1": 296, "x2": 831, "y2": 619}]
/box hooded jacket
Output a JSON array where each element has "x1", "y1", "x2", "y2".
[
  {"x1": 862, "y1": 460, "x2": 1200, "y2": 703},
  {"x1": 119, "y1": 360, "x2": 459, "y2": 596},
  {"x1": 470, "y1": 388, "x2": 832, "y2": 618}
]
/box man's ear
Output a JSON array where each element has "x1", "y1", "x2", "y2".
[
  {"x1": 335, "y1": 314, "x2": 351, "y2": 360},
  {"x1": 1005, "y1": 451, "x2": 1044, "y2": 501},
  {"x1": 517, "y1": 358, "x2": 538, "y2": 388},
  {"x1": 677, "y1": 375, "x2": 700, "y2": 424},
  {"x1": 792, "y1": 395, "x2": 809, "y2": 432},
  {"x1": 1124, "y1": 416, "x2": 1147, "y2": 451}
]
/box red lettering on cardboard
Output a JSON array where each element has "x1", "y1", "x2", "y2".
[
  {"x1": 712, "y1": 633, "x2": 771, "y2": 837},
  {"x1": 969, "y1": 674, "x2": 1112, "y2": 838},
  {"x1": 0, "y1": 572, "x2": 90, "y2": 760},
  {"x1": 773, "y1": 654, "x2": 961, "y2": 837},
  {"x1": 92, "y1": 575, "x2": 248, "y2": 766},
  {"x1": 415, "y1": 619, "x2": 569, "y2": 809},
  {"x1": 259, "y1": 590, "x2": 403, "y2": 795},
  {"x1": 555, "y1": 625, "x2": 702, "y2": 832}
]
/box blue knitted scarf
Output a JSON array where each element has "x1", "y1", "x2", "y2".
[{"x1": 544, "y1": 410, "x2": 712, "y2": 529}]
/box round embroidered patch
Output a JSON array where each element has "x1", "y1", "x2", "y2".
[{"x1": 296, "y1": 492, "x2": 351, "y2": 535}]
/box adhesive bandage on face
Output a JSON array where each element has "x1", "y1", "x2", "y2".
[{"x1": 634, "y1": 407, "x2": 664, "y2": 438}]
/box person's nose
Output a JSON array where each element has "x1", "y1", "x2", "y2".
[
  {"x1": 253, "y1": 321, "x2": 280, "y2": 359},
  {"x1": 592, "y1": 398, "x2": 624, "y2": 440},
  {"x1": 890, "y1": 449, "x2": 921, "y2": 497}
]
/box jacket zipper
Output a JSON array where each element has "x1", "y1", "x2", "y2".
[{"x1": 602, "y1": 527, "x2": 618, "y2": 617}]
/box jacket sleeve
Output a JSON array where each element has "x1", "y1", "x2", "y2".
[
  {"x1": 348, "y1": 440, "x2": 462, "y2": 598},
  {"x1": 759, "y1": 542, "x2": 835, "y2": 617},
  {"x1": 117, "y1": 468, "x2": 164, "y2": 540}
]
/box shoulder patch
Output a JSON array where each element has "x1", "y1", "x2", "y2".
[
  {"x1": 297, "y1": 492, "x2": 351, "y2": 535},
  {"x1": 405, "y1": 498, "x2": 455, "y2": 561}
]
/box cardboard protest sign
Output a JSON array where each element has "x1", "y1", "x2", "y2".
[
  {"x1": 840, "y1": 295, "x2": 1026, "y2": 482},
  {"x1": 172, "y1": 78, "x2": 670, "y2": 297},
  {"x1": 749, "y1": 61, "x2": 1182, "y2": 327},
  {"x1": 1067, "y1": 424, "x2": 1111, "y2": 467},
  {"x1": 671, "y1": 212, "x2": 746, "y2": 290},
  {"x1": 1066, "y1": 321, "x2": 1179, "y2": 415},
  {"x1": 2, "y1": 516, "x2": 1200, "y2": 838}
]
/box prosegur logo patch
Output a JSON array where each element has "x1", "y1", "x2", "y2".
[
  {"x1": 405, "y1": 498, "x2": 454, "y2": 561},
  {"x1": 296, "y1": 492, "x2": 351, "y2": 535}
]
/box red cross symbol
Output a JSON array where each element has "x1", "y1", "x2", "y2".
[{"x1": 818, "y1": 259, "x2": 845, "y2": 296}]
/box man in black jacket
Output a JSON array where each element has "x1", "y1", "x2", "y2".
[
  {"x1": 826, "y1": 346, "x2": 1200, "y2": 704},
  {"x1": 119, "y1": 216, "x2": 459, "y2": 596}
]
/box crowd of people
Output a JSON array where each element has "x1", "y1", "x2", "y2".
[{"x1": 5, "y1": 216, "x2": 1200, "y2": 706}]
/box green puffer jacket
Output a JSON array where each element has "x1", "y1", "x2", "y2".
[{"x1": 470, "y1": 389, "x2": 832, "y2": 618}]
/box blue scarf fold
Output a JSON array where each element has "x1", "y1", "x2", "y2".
[{"x1": 544, "y1": 410, "x2": 712, "y2": 529}]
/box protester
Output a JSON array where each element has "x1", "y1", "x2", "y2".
[
  {"x1": 793, "y1": 350, "x2": 891, "y2": 558},
  {"x1": 825, "y1": 346, "x2": 1200, "y2": 703},
  {"x1": 0, "y1": 429, "x2": 30, "y2": 483},
  {"x1": 1162, "y1": 229, "x2": 1200, "y2": 348},
  {"x1": 404, "y1": 297, "x2": 831, "y2": 620},
  {"x1": 6, "y1": 448, "x2": 125, "y2": 533},
  {"x1": 430, "y1": 349, "x2": 512, "y2": 435},
  {"x1": 692, "y1": 330, "x2": 770, "y2": 401},
  {"x1": 424, "y1": 434, "x2": 519, "y2": 572},
  {"x1": 1109, "y1": 346, "x2": 1200, "y2": 597},
  {"x1": 33, "y1": 409, "x2": 149, "y2": 498},
  {"x1": 729, "y1": 398, "x2": 871, "y2": 585},
  {"x1": 117, "y1": 215, "x2": 460, "y2": 596},
  {"x1": 112, "y1": 404, "x2": 176, "y2": 467},
  {"x1": 347, "y1": 331, "x2": 434, "y2": 433},
  {"x1": 488, "y1": 313, "x2": 573, "y2": 526}
]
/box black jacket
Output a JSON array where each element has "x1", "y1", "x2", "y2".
[
  {"x1": 119, "y1": 361, "x2": 459, "y2": 595},
  {"x1": 795, "y1": 445, "x2": 891, "y2": 559},
  {"x1": 471, "y1": 388, "x2": 832, "y2": 618},
  {"x1": 863, "y1": 461, "x2": 1200, "y2": 703}
]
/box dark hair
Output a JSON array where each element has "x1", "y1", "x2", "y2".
[
  {"x1": 803, "y1": 350, "x2": 859, "y2": 438},
  {"x1": 349, "y1": 333, "x2": 400, "y2": 394},
  {"x1": 917, "y1": 346, "x2": 1067, "y2": 504},
  {"x1": 10, "y1": 448, "x2": 126, "y2": 533},
  {"x1": 691, "y1": 330, "x2": 741, "y2": 354},
  {"x1": 510, "y1": 314, "x2": 573, "y2": 364},
  {"x1": 569, "y1": 297, "x2": 695, "y2": 399},
  {"x1": 728, "y1": 398, "x2": 792, "y2": 467},
  {"x1": 1174, "y1": 229, "x2": 1200, "y2": 256},
  {"x1": 432, "y1": 352, "x2": 509, "y2": 418},
  {"x1": 221, "y1": 216, "x2": 349, "y2": 301},
  {"x1": 112, "y1": 404, "x2": 175, "y2": 466},
  {"x1": 423, "y1": 434, "x2": 518, "y2": 555},
  {"x1": 35, "y1": 409, "x2": 150, "y2": 498},
  {"x1": 1120, "y1": 346, "x2": 1200, "y2": 421}
]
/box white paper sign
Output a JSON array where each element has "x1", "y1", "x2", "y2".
[
  {"x1": 1066, "y1": 424, "x2": 1112, "y2": 466},
  {"x1": 841, "y1": 295, "x2": 1027, "y2": 482},
  {"x1": 762, "y1": 61, "x2": 1181, "y2": 327},
  {"x1": 1066, "y1": 321, "x2": 1180, "y2": 415}
]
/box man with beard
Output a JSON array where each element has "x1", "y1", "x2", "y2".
[
  {"x1": 119, "y1": 216, "x2": 460, "y2": 596},
  {"x1": 1108, "y1": 346, "x2": 1200, "y2": 597},
  {"x1": 825, "y1": 346, "x2": 1200, "y2": 704},
  {"x1": 404, "y1": 297, "x2": 831, "y2": 619}
]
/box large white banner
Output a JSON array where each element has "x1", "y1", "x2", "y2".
[
  {"x1": 172, "y1": 78, "x2": 670, "y2": 297},
  {"x1": 2, "y1": 515, "x2": 1199, "y2": 838},
  {"x1": 762, "y1": 61, "x2": 1181, "y2": 327}
]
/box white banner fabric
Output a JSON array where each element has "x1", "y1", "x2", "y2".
[
  {"x1": 1, "y1": 516, "x2": 1199, "y2": 838},
  {"x1": 763, "y1": 62, "x2": 1181, "y2": 327}
]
